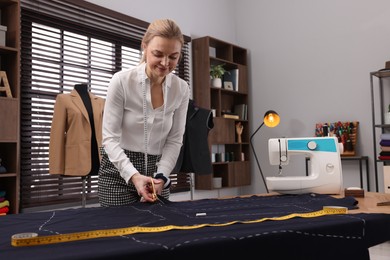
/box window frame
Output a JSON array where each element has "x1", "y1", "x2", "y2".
[{"x1": 20, "y1": 0, "x2": 191, "y2": 211}]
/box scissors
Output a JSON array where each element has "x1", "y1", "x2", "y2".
[
  {"x1": 150, "y1": 177, "x2": 157, "y2": 201},
  {"x1": 149, "y1": 177, "x2": 164, "y2": 204}
]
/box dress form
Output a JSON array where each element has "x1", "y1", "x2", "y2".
[
  {"x1": 74, "y1": 83, "x2": 99, "y2": 207},
  {"x1": 74, "y1": 83, "x2": 100, "y2": 176}
]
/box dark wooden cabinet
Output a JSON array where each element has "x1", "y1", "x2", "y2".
[
  {"x1": 0, "y1": 0, "x2": 20, "y2": 214},
  {"x1": 192, "y1": 36, "x2": 250, "y2": 189}
]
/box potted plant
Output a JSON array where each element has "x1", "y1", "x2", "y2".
[{"x1": 210, "y1": 64, "x2": 228, "y2": 88}]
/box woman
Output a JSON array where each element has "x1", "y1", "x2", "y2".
[{"x1": 98, "y1": 19, "x2": 190, "y2": 206}]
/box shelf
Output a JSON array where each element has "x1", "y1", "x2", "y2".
[
  {"x1": 192, "y1": 36, "x2": 250, "y2": 190},
  {"x1": 370, "y1": 69, "x2": 390, "y2": 192},
  {"x1": 0, "y1": 0, "x2": 20, "y2": 214},
  {"x1": 371, "y1": 70, "x2": 390, "y2": 78},
  {"x1": 0, "y1": 173, "x2": 17, "y2": 177},
  {"x1": 0, "y1": 46, "x2": 18, "y2": 53}
]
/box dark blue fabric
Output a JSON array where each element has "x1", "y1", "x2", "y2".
[{"x1": 1, "y1": 193, "x2": 389, "y2": 260}]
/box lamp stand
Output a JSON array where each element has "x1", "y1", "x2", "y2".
[{"x1": 249, "y1": 122, "x2": 269, "y2": 193}]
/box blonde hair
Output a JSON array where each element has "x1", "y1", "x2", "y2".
[{"x1": 140, "y1": 19, "x2": 184, "y2": 63}]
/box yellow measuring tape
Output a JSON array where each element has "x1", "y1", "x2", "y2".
[{"x1": 11, "y1": 206, "x2": 347, "y2": 247}]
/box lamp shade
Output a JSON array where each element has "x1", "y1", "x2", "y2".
[{"x1": 263, "y1": 110, "x2": 280, "y2": 128}]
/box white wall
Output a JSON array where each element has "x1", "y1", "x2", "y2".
[
  {"x1": 234, "y1": 0, "x2": 390, "y2": 195},
  {"x1": 87, "y1": 0, "x2": 390, "y2": 198},
  {"x1": 86, "y1": 0, "x2": 236, "y2": 42}
]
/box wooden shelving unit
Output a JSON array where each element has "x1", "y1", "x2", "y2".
[
  {"x1": 0, "y1": 0, "x2": 20, "y2": 214},
  {"x1": 370, "y1": 69, "x2": 390, "y2": 192},
  {"x1": 192, "y1": 36, "x2": 250, "y2": 189}
]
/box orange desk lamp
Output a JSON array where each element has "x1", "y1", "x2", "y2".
[{"x1": 249, "y1": 110, "x2": 280, "y2": 193}]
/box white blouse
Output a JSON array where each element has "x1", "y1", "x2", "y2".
[{"x1": 102, "y1": 63, "x2": 190, "y2": 184}]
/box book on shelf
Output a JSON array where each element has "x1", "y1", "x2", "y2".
[
  {"x1": 222, "y1": 111, "x2": 239, "y2": 119},
  {"x1": 223, "y1": 69, "x2": 239, "y2": 91},
  {"x1": 222, "y1": 114, "x2": 239, "y2": 119},
  {"x1": 234, "y1": 104, "x2": 247, "y2": 120}
]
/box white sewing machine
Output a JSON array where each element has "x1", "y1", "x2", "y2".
[{"x1": 266, "y1": 136, "x2": 343, "y2": 194}]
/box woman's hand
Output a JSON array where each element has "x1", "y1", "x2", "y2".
[{"x1": 131, "y1": 173, "x2": 164, "y2": 202}]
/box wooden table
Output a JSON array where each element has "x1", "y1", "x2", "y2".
[{"x1": 339, "y1": 191, "x2": 390, "y2": 214}]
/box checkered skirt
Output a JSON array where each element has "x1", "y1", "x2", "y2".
[{"x1": 98, "y1": 149, "x2": 170, "y2": 206}]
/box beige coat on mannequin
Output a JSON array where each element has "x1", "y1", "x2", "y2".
[{"x1": 49, "y1": 89, "x2": 105, "y2": 176}]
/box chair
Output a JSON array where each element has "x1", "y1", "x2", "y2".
[{"x1": 169, "y1": 172, "x2": 194, "y2": 200}]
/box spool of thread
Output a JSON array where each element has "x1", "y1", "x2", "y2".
[
  {"x1": 345, "y1": 139, "x2": 353, "y2": 151},
  {"x1": 322, "y1": 124, "x2": 329, "y2": 136}
]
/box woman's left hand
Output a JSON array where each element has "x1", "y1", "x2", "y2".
[{"x1": 131, "y1": 173, "x2": 162, "y2": 202}]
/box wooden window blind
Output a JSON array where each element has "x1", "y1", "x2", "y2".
[{"x1": 20, "y1": 0, "x2": 191, "y2": 211}]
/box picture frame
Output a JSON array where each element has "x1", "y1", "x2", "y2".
[{"x1": 223, "y1": 81, "x2": 233, "y2": 90}]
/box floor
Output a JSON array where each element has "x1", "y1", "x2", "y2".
[{"x1": 369, "y1": 241, "x2": 390, "y2": 260}]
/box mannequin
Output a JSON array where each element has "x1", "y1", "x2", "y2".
[
  {"x1": 49, "y1": 83, "x2": 105, "y2": 206},
  {"x1": 74, "y1": 84, "x2": 101, "y2": 207},
  {"x1": 173, "y1": 99, "x2": 214, "y2": 175},
  {"x1": 74, "y1": 83, "x2": 100, "y2": 176}
]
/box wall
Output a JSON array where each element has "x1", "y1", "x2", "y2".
[
  {"x1": 86, "y1": 0, "x2": 236, "y2": 42},
  {"x1": 234, "y1": 0, "x2": 390, "y2": 195},
  {"x1": 87, "y1": 0, "x2": 390, "y2": 198}
]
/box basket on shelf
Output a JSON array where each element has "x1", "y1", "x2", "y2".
[{"x1": 315, "y1": 121, "x2": 359, "y2": 157}]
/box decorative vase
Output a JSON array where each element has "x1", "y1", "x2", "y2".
[{"x1": 211, "y1": 78, "x2": 222, "y2": 88}]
